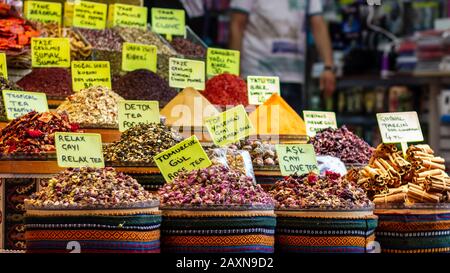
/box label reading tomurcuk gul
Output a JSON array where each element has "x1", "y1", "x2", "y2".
[
  {"x1": 376, "y1": 111, "x2": 424, "y2": 143},
  {"x1": 122, "y1": 43, "x2": 157, "y2": 72},
  {"x1": 207, "y1": 48, "x2": 240, "y2": 77},
  {"x1": 247, "y1": 76, "x2": 280, "y2": 105},
  {"x1": 303, "y1": 110, "x2": 338, "y2": 137},
  {"x1": 118, "y1": 100, "x2": 160, "y2": 132},
  {"x1": 109, "y1": 4, "x2": 147, "y2": 30},
  {"x1": 24, "y1": 1, "x2": 62, "y2": 24},
  {"x1": 151, "y1": 8, "x2": 186, "y2": 36},
  {"x1": 73, "y1": 1, "x2": 107, "y2": 29},
  {"x1": 71, "y1": 61, "x2": 111, "y2": 91},
  {"x1": 169, "y1": 58, "x2": 205, "y2": 90},
  {"x1": 31, "y1": 38, "x2": 70, "y2": 67},
  {"x1": 276, "y1": 144, "x2": 319, "y2": 176},
  {"x1": 55, "y1": 132, "x2": 104, "y2": 168},
  {"x1": 154, "y1": 136, "x2": 211, "y2": 182},
  {"x1": 2, "y1": 90, "x2": 48, "y2": 120}
]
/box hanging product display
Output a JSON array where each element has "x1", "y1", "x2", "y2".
[
  {"x1": 0, "y1": 76, "x2": 23, "y2": 120},
  {"x1": 16, "y1": 68, "x2": 73, "y2": 98},
  {"x1": 56, "y1": 86, "x2": 123, "y2": 128},
  {"x1": 203, "y1": 73, "x2": 248, "y2": 106}
]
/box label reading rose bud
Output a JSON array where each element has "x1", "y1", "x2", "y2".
[
  {"x1": 73, "y1": 1, "x2": 107, "y2": 30},
  {"x1": 169, "y1": 58, "x2": 205, "y2": 90},
  {"x1": 24, "y1": 1, "x2": 62, "y2": 24},
  {"x1": 154, "y1": 135, "x2": 212, "y2": 182},
  {"x1": 377, "y1": 111, "x2": 423, "y2": 144},
  {"x1": 2, "y1": 90, "x2": 49, "y2": 120},
  {"x1": 0, "y1": 53, "x2": 7, "y2": 79},
  {"x1": 122, "y1": 43, "x2": 157, "y2": 72},
  {"x1": 108, "y1": 4, "x2": 147, "y2": 30},
  {"x1": 247, "y1": 76, "x2": 280, "y2": 105},
  {"x1": 71, "y1": 61, "x2": 111, "y2": 91},
  {"x1": 276, "y1": 144, "x2": 319, "y2": 176},
  {"x1": 31, "y1": 38, "x2": 71, "y2": 67},
  {"x1": 118, "y1": 100, "x2": 160, "y2": 132},
  {"x1": 207, "y1": 48, "x2": 240, "y2": 77},
  {"x1": 55, "y1": 132, "x2": 104, "y2": 168},
  {"x1": 303, "y1": 110, "x2": 338, "y2": 137},
  {"x1": 151, "y1": 8, "x2": 186, "y2": 36}
]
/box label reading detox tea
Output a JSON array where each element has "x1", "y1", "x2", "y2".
[
  {"x1": 71, "y1": 61, "x2": 112, "y2": 91},
  {"x1": 169, "y1": 58, "x2": 205, "y2": 90},
  {"x1": 24, "y1": 1, "x2": 62, "y2": 24},
  {"x1": 55, "y1": 132, "x2": 104, "y2": 168},
  {"x1": 276, "y1": 144, "x2": 319, "y2": 176},
  {"x1": 118, "y1": 100, "x2": 160, "y2": 132},
  {"x1": 2, "y1": 90, "x2": 49, "y2": 120},
  {"x1": 31, "y1": 38, "x2": 71, "y2": 67}
]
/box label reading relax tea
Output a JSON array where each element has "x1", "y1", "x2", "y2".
[
  {"x1": 55, "y1": 133, "x2": 104, "y2": 168},
  {"x1": 303, "y1": 110, "x2": 338, "y2": 137},
  {"x1": 118, "y1": 100, "x2": 160, "y2": 132},
  {"x1": 31, "y1": 38, "x2": 70, "y2": 67},
  {"x1": 73, "y1": 1, "x2": 107, "y2": 29},
  {"x1": 122, "y1": 43, "x2": 157, "y2": 72},
  {"x1": 247, "y1": 76, "x2": 280, "y2": 105},
  {"x1": 154, "y1": 135, "x2": 211, "y2": 182},
  {"x1": 151, "y1": 8, "x2": 186, "y2": 36},
  {"x1": 71, "y1": 61, "x2": 111, "y2": 91},
  {"x1": 276, "y1": 144, "x2": 319, "y2": 176},
  {"x1": 2, "y1": 90, "x2": 48, "y2": 120},
  {"x1": 109, "y1": 4, "x2": 147, "y2": 30},
  {"x1": 377, "y1": 111, "x2": 424, "y2": 143},
  {"x1": 207, "y1": 48, "x2": 240, "y2": 77},
  {"x1": 0, "y1": 53, "x2": 7, "y2": 79},
  {"x1": 24, "y1": 1, "x2": 62, "y2": 24},
  {"x1": 169, "y1": 58, "x2": 205, "y2": 90},
  {"x1": 205, "y1": 105, "x2": 254, "y2": 147}
]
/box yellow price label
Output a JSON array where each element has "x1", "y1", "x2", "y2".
[
  {"x1": 73, "y1": 1, "x2": 107, "y2": 30},
  {"x1": 207, "y1": 48, "x2": 240, "y2": 77},
  {"x1": 71, "y1": 61, "x2": 112, "y2": 91},
  {"x1": 31, "y1": 38, "x2": 71, "y2": 68},
  {"x1": 169, "y1": 58, "x2": 205, "y2": 90},
  {"x1": 303, "y1": 110, "x2": 338, "y2": 137},
  {"x1": 109, "y1": 4, "x2": 147, "y2": 30},
  {"x1": 24, "y1": 1, "x2": 62, "y2": 24},
  {"x1": 0, "y1": 53, "x2": 7, "y2": 79},
  {"x1": 118, "y1": 100, "x2": 160, "y2": 132},
  {"x1": 276, "y1": 144, "x2": 319, "y2": 176},
  {"x1": 151, "y1": 8, "x2": 186, "y2": 36},
  {"x1": 122, "y1": 42, "x2": 157, "y2": 72},
  {"x1": 2, "y1": 90, "x2": 49, "y2": 120},
  {"x1": 55, "y1": 133, "x2": 104, "y2": 168},
  {"x1": 247, "y1": 76, "x2": 280, "y2": 105}
]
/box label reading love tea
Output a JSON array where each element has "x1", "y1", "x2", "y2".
[
  {"x1": 151, "y1": 8, "x2": 186, "y2": 36},
  {"x1": 73, "y1": 1, "x2": 107, "y2": 29},
  {"x1": 205, "y1": 105, "x2": 253, "y2": 147},
  {"x1": 0, "y1": 53, "x2": 7, "y2": 79},
  {"x1": 154, "y1": 135, "x2": 211, "y2": 182},
  {"x1": 276, "y1": 144, "x2": 319, "y2": 176},
  {"x1": 109, "y1": 4, "x2": 147, "y2": 30},
  {"x1": 31, "y1": 38, "x2": 70, "y2": 67},
  {"x1": 118, "y1": 100, "x2": 160, "y2": 132},
  {"x1": 169, "y1": 58, "x2": 205, "y2": 90},
  {"x1": 71, "y1": 61, "x2": 111, "y2": 91},
  {"x1": 55, "y1": 133, "x2": 104, "y2": 168},
  {"x1": 377, "y1": 111, "x2": 424, "y2": 143},
  {"x1": 247, "y1": 76, "x2": 280, "y2": 105},
  {"x1": 207, "y1": 48, "x2": 240, "y2": 77},
  {"x1": 303, "y1": 110, "x2": 338, "y2": 137},
  {"x1": 24, "y1": 1, "x2": 62, "y2": 24},
  {"x1": 2, "y1": 90, "x2": 49, "y2": 120},
  {"x1": 122, "y1": 43, "x2": 157, "y2": 72}
]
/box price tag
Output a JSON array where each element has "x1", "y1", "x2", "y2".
[
  {"x1": 169, "y1": 58, "x2": 205, "y2": 90},
  {"x1": 207, "y1": 48, "x2": 240, "y2": 77},
  {"x1": 24, "y1": 1, "x2": 62, "y2": 24},
  {"x1": 55, "y1": 133, "x2": 104, "y2": 168},
  {"x1": 303, "y1": 110, "x2": 338, "y2": 137},
  {"x1": 31, "y1": 37, "x2": 71, "y2": 68},
  {"x1": 73, "y1": 1, "x2": 107, "y2": 30},
  {"x1": 247, "y1": 76, "x2": 280, "y2": 105},
  {"x1": 276, "y1": 144, "x2": 319, "y2": 176},
  {"x1": 118, "y1": 100, "x2": 160, "y2": 132},
  {"x1": 0, "y1": 53, "x2": 7, "y2": 79},
  {"x1": 2, "y1": 90, "x2": 49, "y2": 120},
  {"x1": 122, "y1": 42, "x2": 157, "y2": 72},
  {"x1": 109, "y1": 4, "x2": 147, "y2": 30},
  {"x1": 151, "y1": 8, "x2": 186, "y2": 37},
  {"x1": 154, "y1": 135, "x2": 212, "y2": 182},
  {"x1": 71, "y1": 61, "x2": 111, "y2": 91},
  {"x1": 205, "y1": 105, "x2": 254, "y2": 147}
]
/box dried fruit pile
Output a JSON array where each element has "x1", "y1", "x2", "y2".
[
  {"x1": 170, "y1": 37, "x2": 205, "y2": 58},
  {"x1": 56, "y1": 86, "x2": 123, "y2": 127},
  {"x1": 17, "y1": 68, "x2": 73, "y2": 98},
  {"x1": 0, "y1": 111, "x2": 78, "y2": 154},
  {"x1": 230, "y1": 139, "x2": 278, "y2": 167},
  {"x1": 0, "y1": 16, "x2": 39, "y2": 51},
  {"x1": 203, "y1": 73, "x2": 248, "y2": 106},
  {"x1": 309, "y1": 126, "x2": 374, "y2": 165},
  {"x1": 25, "y1": 167, "x2": 158, "y2": 209},
  {"x1": 104, "y1": 123, "x2": 183, "y2": 164},
  {"x1": 269, "y1": 172, "x2": 372, "y2": 210},
  {"x1": 159, "y1": 165, "x2": 273, "y2": 208},
  {"x1": 0, "y1": 76, "x2": 23, "y2": 120}
]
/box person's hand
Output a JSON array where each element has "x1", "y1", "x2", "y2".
[{"x1": 320, "y1": 70, "x2": 336, "y2": 97}]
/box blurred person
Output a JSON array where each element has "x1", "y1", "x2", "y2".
[{"x1": 229, "y1": 0, "x2": 336, "y2": 113}]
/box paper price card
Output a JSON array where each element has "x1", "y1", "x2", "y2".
[
  {"x1": 71, "y1": 61, "x2": 111, "y2": 91},
  {"x1": 0, "y1": 53, "x2": 7, "y2": 79},
  {"x1": 303, "y1": 110, "x2": 338, "y2": 137},
  {"x1": 122, "y1": 43, "x2": 157, "y2": 72},
  {"x1": 151, "y1": 8, "x2": 186, "y2": 37},
  {"x1": 118, "y1": 100, "x2": 160, "y2": 132},
  {"x1": 205, "y1": 105, "x2": 254, "y2": 147},
  {"x1": 24, "y1": 1, "x2": 62, "y2": 24},
  {"x1": 169, "y1": 58, "x2": 205, "y2": 90},
  {"x1": 247, "y1": 76, "x2": 280, "y2": 105},
  {"x1": 207, "y1": 48, "x2": 240, "y2": 77},
  {"x1": 73, "y1": 1, "x2": 107, "y2": 30},
  {"x1": 31, "y1": 38, "x2": 70, "y2": 68},
  {"x1": 276, "y1": 144, "x2": 319, "y2": 176},
  {"x1": 154, "y1": 135, "x2": 212, "y2": 182},
  {"x1": 2, "y1": 90, "x2": 49, "y2": 120},
  {"x1": 55, "y1": 133, "x2": 104, "y2": 168},
  {"x1": 377, "y1": 112, "x2": 424, "y2": 143},
  {"x1": 109, "y1": 4, "x2": 147, "y2": 30}
]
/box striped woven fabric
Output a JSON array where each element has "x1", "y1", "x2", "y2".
[
  {"x1": 161, "y1": 212, "x2": 276, "y2": 253},
  {"x1": 25, "y1": 213, "x2": 162, "y2": 253},
  {"x1": 276, "y1": 215, "x2": 378, "y2": 253},
  {"x1": 376, "y1": 210, "x2": 450, "y2": 253}
]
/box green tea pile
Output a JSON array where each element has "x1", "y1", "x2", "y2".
[{"x1": 103, "y1": 123, "x2": 183, "y2": 164}]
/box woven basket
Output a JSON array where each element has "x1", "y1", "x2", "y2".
[
  {"x1": 161, "y1": 207, "x2": 276, "y2": 253},
  {"x1": 275, "y1": 209, "x2": 378, "y2": 253},
  {"x1": 375, "y1": 204, "x2": 450, "y2": 253},
  {"x1": 25, "y1": 207, "x2": 161, "y2": 253}
]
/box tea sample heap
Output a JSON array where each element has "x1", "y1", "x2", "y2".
[
  {"x1": 56, "y1": 86, "x2": 124, "y2": 127},
  {"x1": 0, "y1": 111, "x2": 78, "y2": 155},
  {"x1": 17, "y1": 68, "x2": 73, "y2": 98},
  {"x1": 170, "y1": 37, "x2": 206, "y2": 58}
]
